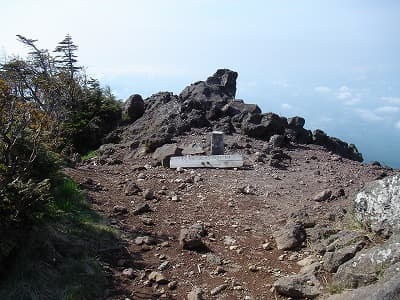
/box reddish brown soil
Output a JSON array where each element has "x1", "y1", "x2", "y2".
[{"x1": 65, "y1": 132, "x2": 395, "y2": 300}]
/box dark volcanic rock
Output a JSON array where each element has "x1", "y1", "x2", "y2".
[
  {"x1": 274, "y1": 270, "x2": 322, "y2": 298},
  {"x1": 181, "y1": 143, "x2": 205, "y2": 155},
  {"x1": 180, "y1": 69, "x2": 237, "y2": 103},
  {"x1": 274, "y1": 222, "x2": 306, "y2": 250},
  {"x1": 222, "y1": 99, "x2": 261, "y2": 116},
  {"x1": 123, "y1": 94, "x2": 145, "y2": 123},
  {"x1": 179, "y1": 224, "x2": 207, "y2": 251},
  {"x1": 121, "y1": 92, "x2": 179, "y2": 149},
  {"x1": 323, "y1": 241, "x2": 366, "y2": 272},
  {"x1": 118, "y1": 69, "x2": 363, "y2": 162},
  {"x1": 205, "y1": 69, "x2": 238, "y2": 98},
  {"x1": 242, "y1": 112, "x2": 286, "y2": 140},
  {"x1": 287, "y1": 116, "x2": 305, "y2": 128},
  {"x1": 269, "y1": 134, "x2": 286, "y2": 148},
  {"x1": 312, "y1": 129, "x2": 363, "y2": 162}
]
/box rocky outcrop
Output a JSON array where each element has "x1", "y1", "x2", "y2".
[
  {"x1": 116, "y1": 69, "x2": 363, "y2": 162},
  {"x1": 354, "y1": 174, "x2": 400, "y2": 234},
  {"x1": 328, "y1": 262, "x2": 400, "y2": 300},
  {"x1": 313, "y1": 130, "x2": 363, "y2": 162},
  {"x1": 333, "y1": 234, "x2": 400, "y2": 289}
]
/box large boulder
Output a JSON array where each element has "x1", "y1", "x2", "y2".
[
  {"x1": 179, "y1": 69, "x2": 239, "y2": 126},
  {"x1": 354, "y1": 174, "x2": 400, "y2": 234},
  {"x1": 284, "y1": 117, "x2": 312, "y2": 144},
  {"x1": 333, "y1": 234, "x2": 400, "y2": 289},
  {"x1": 274, "y1": 263, "x2": 322, "y2": 299},
  {"x1": 328, "y1": 262, "x2": 400, "y2": 300},
  {"x1": 274, "y1": 222, "x2": 306, "y2": 250},
  {"x1": 323, "y1": 241, "x2": 366, "y2": 273},
  {"x1": 121, "y1": 92, "x2": 180, "y2": 147},
  {"x1": 242, "y1": 112, "x2": 286, "y2": 140},
  {"x1": 221, "y1": 99, "x2": 261, "y2": 117},
  {"x1": 123, "y1": 94, "x2": 145, "y2": 122},
  {"x1": 180, "y1": 69, "x2": 238, "y2": 103},
  {"x1": 287, "y1": 116, "x2": 305, "y2": 128},
  {"x1": 205, "y1": 69, "x2": 238, "y2": 98}
]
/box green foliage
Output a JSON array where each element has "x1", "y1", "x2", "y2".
[
  {"x1": 0, "y1": 179, "x2": 52, "y2": 226},
  {"x1": 0, "y1": 227, "x2": 110, "y2": 300},
  {"x1": 343, "y1": 208, "x2": 370, "y2": 233},
  {"x1": 60, "y1": 81, "x2": 122, "y2": 154},
  {"x1": 51, "y1": 177, "x2": 85, "y2": 214},
  {"x1": 1, "y1": 35, "x2": 122, "y2": 155},
  {"x1": 0, "y1": 177, "x2": 117, "y2": 299},
  {"x1": 81, "y1": 150, "x2": 97, "y2": 161},
  {"x1": 0, "y1": 35, "x2": 123, "y2": 299}
]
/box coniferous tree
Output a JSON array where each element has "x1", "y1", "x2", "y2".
[{"x1": 54, "y1": 34, "x2": 81, "y2": 79}]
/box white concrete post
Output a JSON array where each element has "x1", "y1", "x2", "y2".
[{"x1": 211, "y1": 131, "x2": 224, "y2": 155}]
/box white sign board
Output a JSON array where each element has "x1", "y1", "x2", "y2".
[{"x1": 170, "y1": 154, "x2": 243, "y2": 169}]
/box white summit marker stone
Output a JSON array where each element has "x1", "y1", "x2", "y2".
[
  {"x1": 169, "y1": 131, "x2": 243, "y2": 168},
  {"x1": 170, "y1": 154, "x2": 243, "y2": 168}
]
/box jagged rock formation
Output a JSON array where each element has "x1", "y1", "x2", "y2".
[
  {"x1": 116, "y1": 69, "x2": 363, "y2": 162},
  {"x1": 122, "y1": 70, "x2": 359, "y2": 160}
]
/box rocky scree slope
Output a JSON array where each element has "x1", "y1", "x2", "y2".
[
  {"x1": 112, "y1": 69, "x2": 362, "y2": 162},
  {"x1": 68, "y1": 131, "x2": 397, "y2": 299}
]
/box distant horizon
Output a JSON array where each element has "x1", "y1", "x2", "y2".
[{"x1": 2, "y1": 0, "x2": 399, "y2": 168}]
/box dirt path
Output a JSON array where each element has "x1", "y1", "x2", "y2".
[{"x1": 65, "y1": 134, "x2": 391, "y2": 299}]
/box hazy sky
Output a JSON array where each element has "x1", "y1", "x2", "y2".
[{"x1": 2, "y1": 1, "x2": 400, "y2": 167}]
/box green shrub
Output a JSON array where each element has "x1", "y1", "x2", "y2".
[
  {"x1": 60, "y1": 82, "x2": 122, "y2": 154},
  {"x1": 0, "y1": 179, "x2": 52, "y2": 226},
  {"x1": 81, "y1": 150, "x2": 97, "y2": 161}
]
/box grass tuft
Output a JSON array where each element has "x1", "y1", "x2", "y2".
[{"x1": 81, "y1": 150, "x2": 97, "y2": 161}]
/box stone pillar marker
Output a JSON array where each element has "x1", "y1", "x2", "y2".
[{"x1": 211, "y1": 131, "x2": 224, "y2": 155}]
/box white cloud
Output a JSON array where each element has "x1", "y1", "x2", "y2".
[
  {"x1": 314, "y1": 86, "x2": 331, "y2": 93},
  {"x1": 375, "y1": 106, "x2": 399, "y2": 114},
  {"x1": 337, "y1": 86, "x2": 352, "y2": 100},
  {"x1": 333, "y1": 86, "x2": 364, "y2": 105},
  {"x1": 272, "y1": 80, "x2": 289, "y2": 88},
  {"x1": 281, "y1": 103, "x2": 292, "y2": 110},
  {"x1": 355, "y1": 109, "x2": 384, "y2": 122},
  {"x1": 395, "y1": 120, "x2": 400, "y2": 129},
  {"x1": 344, "y1": 98, "x2": 361, "y2": 106},
  {"x1": 382, "y1": 97, "x2": 400, "y2": 105}
]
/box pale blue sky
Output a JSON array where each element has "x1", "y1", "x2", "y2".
[{"x1": 2, "y1": 1, "x2": 400, "y2": 167}]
